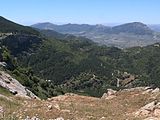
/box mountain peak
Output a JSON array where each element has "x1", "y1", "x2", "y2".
[
  {"x1": 31, "y1": 22, "x2": 57, "y2": 30},
  {"x1": 121, "y1": 22, "x2": 149, "y2": 28},
  {"x1": 112, "y1": 22, "x2": 153, "y2": 35}
]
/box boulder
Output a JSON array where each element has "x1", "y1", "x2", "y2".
[
  {"x1": 135, "y1": 101, "x2": 160, "y2": 117},
  {"x1": 142, "y1": 89, "x2": 153, "y2": 94},
  {"x1": 101, "y1": 89, "x2": 117, "y2": 100},
  {"x1": 54, "y1": 104, "x2": 60, "y2": 110},
  {"x1": 48, "y1": 105, "x2": 52, "y2": 110},
  {"x1": 107, "y1": 89, "x2": 117, "y2": 96},
  {"x1": 141, "y1": 101, "x2": 156, "y2": 111},
  {"x1": 152, "y1": 88, "x2": 160, "y2": 94}
]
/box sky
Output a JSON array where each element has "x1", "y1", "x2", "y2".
[{"x1": 0, "y1": 0, "x2": 160, "y2": 25}]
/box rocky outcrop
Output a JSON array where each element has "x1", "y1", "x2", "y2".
[
  {"x1": 0, "y1": 71, "x2": 39, "y2": 99},
  {"x1": 122, "y1": 87, "x2": 160, "y2": 95},
  {"x1": 1, "y1": 86, "x2": 160, "y2": 119},
  {"x1": 135, "y1": 101, "x2": 160, "y2": 117},
  {"x1": 101, "y1": 89, "x2": 117, "y2": 100}
]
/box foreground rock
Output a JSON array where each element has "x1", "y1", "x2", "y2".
[
  {"x1": 1, "y1": 86, "x2": 160, "y2": 119},
  {"x1": 135, "y1": 101, "x2": 160, "y2": 117},
  {"x1": 0, "y1": 71, "x2": 39, "y2": 99}
]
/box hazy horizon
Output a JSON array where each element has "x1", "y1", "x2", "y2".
[{"x1": 31, "y1": 22, "x2": 160, "y2": 27}]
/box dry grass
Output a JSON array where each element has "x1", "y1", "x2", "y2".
[{"x1": 0, "y1": 89, "x2": 159, "y2": 120}]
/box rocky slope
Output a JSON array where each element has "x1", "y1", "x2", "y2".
[
  {"x1": 0, "y1": 70, "x2": 38, "y2": 99},
  {"x1": 1, "y1": 87, "x2": 160, "y2": 120}
]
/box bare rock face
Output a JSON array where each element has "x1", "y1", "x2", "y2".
[
  {"x1": 0, "y1": 71, "x2": 39, "y2": 99},
  {"x1": 101, "y1": 89, "x2": 117, "y2": 100},
  {"x1": 141, "y1": 87, "x2": 160, "y2": 95}
]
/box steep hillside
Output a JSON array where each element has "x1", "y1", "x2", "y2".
[
  {"x1": 0, "y1": 71, "x2": 38, "y2": 99},
  {"x1": 0, "y1": 17, "x2": 62, "y2": 99},
  {"x1": 19, "y1": 34, "x2": 160, "y2": 97},
  {"x1": 0, "y1": 16, "x2": 39, "y2": 35}
]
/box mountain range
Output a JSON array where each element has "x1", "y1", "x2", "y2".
[
  {"x1": 2, "y1": 16, "x2": 160, "y2": 119},
  {"x1": 32, "y1": 22, "x2": 160, "y2": 48},
  {"x1": 1, "y1": 16, "x2": 160, "y2": 99}
]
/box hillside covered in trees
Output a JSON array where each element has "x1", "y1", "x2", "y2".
[{"x1": 1, "y1": 17, "x2": 160, "y2": 99}]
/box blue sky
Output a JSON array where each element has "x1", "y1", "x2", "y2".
[{"x1": 0, "y1": 0, "x2": 160, "y2": 25}]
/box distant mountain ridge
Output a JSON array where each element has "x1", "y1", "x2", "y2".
[
  {"x1": 32, "y1": 22, "x2": 153, "y2": 35},
  {"x1": 32, "y1": 22, "x2": 111, "y2": 34},
  {"x1": 32, "y1": 22, "x2": 160, "y2": 48},
  {"x1": 111, "y1": 22, "x2": 153, "y2": 35}
]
